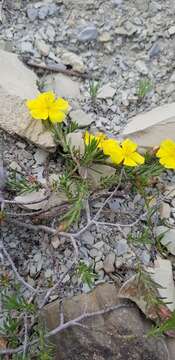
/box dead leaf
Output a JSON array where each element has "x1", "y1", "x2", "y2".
[{"x1": 0, "y1": 337, "x2": 7, "y2": 349}]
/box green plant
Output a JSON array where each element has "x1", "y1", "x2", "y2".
[
  {"x1": 81, "y1": 137, "x2": 108, "y2": 167},
  {"x1": 7, "y1": 172, "x2": 41, "y2": 195},
  {"x1": 148, "y1": 311, "x2": 175, "y2": 337},
  {"x1": 137, "y1": 78, "x2": 153, "y2": 100},
  {"x1": 35, "y1": 327, "x2": 55, "y2": 360},
  {"x1": 89, "y1": 80, "x2": 101, "y2": 102},
  {"x1": 136, "y1": 267, "x2": 166, "y2": 311},
  {"x1": 60, "y1": 180, "x2": 89, "y2": 229},
  {"x1": 128, "y1": 227, "x2": 152, "y2": 246},
  {"x1": 100, "y1": 172, "x2": 120, "y2": 188},
  {"x1": 2, "y1": 293, "x2": 35, "y2": 313},
  {"x1": 76, "y1": 261, "x2": 97, "y2": 287}
]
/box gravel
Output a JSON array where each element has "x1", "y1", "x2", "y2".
[{"x1": 1, "y1": 0, "x2": 175, "y2": 299}]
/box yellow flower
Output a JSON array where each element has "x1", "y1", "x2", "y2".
[
  {"x1": 156, "y1": 139, "x2": 175, "y2": 169},
  {"x1": 26, "y1": 91, "x2": 69, "y2": 123},
  {"x1": 102, "y1": 139, "x2": 123, "y2": 164},
  {"x1": 84, "y1": 132, "x2": 106, "y2": 148},
  {"x1": 120, "y1": 139, "x2": 145, "y2": 167}
]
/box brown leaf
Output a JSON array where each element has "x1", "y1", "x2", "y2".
[{"x1": 0, "y1": 337, "x2": 7, "y2": 349}]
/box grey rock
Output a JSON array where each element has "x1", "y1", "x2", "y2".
[
  {"x1": 113, "y1": 0, "x2": 123, "y2": 6},
  {"x1": 38, "y1": 6, "x2": 49, "y2": 20},
  {"x1": 66, "y1": 131, "x2": 84, "y2": 155},
  {"x1": 48, "y1": 3, "x2": 57, "y2": 15},
  {"x1": 46, "y1": 25, "x2": 56, "y2": 42},
  {"x1": 168, "y1": 26, "x2": 175, "y2": 36},
  {"x1": 62, "y1": 274, "x2": 70, "y2": 284},
  {"x1": 34, "y1": 149, "x2": 48, "y2": 165},
  {"x1": 77, "y1": 24, "x2": 98, "y2": 42},
  {"x1": 135, "y1": 60, "x2": 148, "y2": 75},
  {"x1": 103, "y1": 252, "x2": 115, "y2": 273},
  {"x1": 159, "y1": 202, "x2": 171, "y2": 219},
  {"x1": 89, "y1": 248, "x2": 102, "y2": 259},
  {"x1": 44, "y1": 74, "x2": 81, "y2": 99},
  {"x1": 35, "y1": 39, "x2": 50, "y2": 56},
  {"x1": 60, "y1": 50, "x2": 85, "y2": 73},
  {"x1": 164, "y1": 185, "x2": 175, "y2": 200},
  {"x1": 148, "y1": 42, "x2": 161, "y2": 58},
  {"x1": 99, "y1": 32, "x2": 112, "y2": 43},
  {"x1": 69, "y1": 109, "x2": 94, "y2": 127},
  {"x1": 115, "y1": 23, "x2": 138, "y2": 37},
  {"x1": 170, "y1": 72, "x2": 175, "y2": 83},
  {"x1": 9, "y1": 161, "x2": 22, "y2": 172},
  {"x1": 93, "y1": 241, "x2": 104, "y2": 250},
  {"x1": 97, "y1": 84, "x2": 116, "y2": 99},
  {"x1": 26, "y1": 6, "x2": 38, "y2": 21},
  {"x1": 82, "y1": 283, "x2": 92, "y2": 293},
  {"x1": 95, "y1": 261, "x2": 103, "y2": 272},
  {"x1": 156, "y1": 226, "x2": 175, "y2": 256},
  {"x1": 42, "y1": 283, "x2": 173, "y2": 360},
  {"x1": 19, "y1": 41, "x2": 34, "y2": 54},
  {"x1": 30, "y1": 264, "x2": 37, "y2": 277},
  {"x1": 45, "y1": 269, "x2": 53, "y2": 278},
  {"x1": 116, "y1": 239, "x2": 128, "y2": 256},
  {"x1": 81, "y1": 231, "x2": 94, "y2": 246},
  {"x1": 140, "y1": 250, "x2": 150, "y2": 266},
  {"x1": 122, "y1": 103, "x2": 175, "y2": 149},
  {"x1": 0, "y1": 50, "x2": 55, "y2": 151}
]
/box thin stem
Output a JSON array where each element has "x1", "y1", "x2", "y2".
[
  {"x1": 0, "y1": 241, "x2": 37, "y2": 293},
  {"x1": 0, "y1": 304, "x2": 129, "y2": 355}
]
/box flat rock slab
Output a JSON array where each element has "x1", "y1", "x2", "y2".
[
  {"x1": 44, "y1": 74, "x2": 82, "y2": 99},
  {"x1": 42, "y1": 283, "x2": 173, "y2": 360},
  {"x1": 0, "y1": 88, "x2": 56, "y2": 151},
  {"x1": 0, "y1": 49, "x2": 38, "y2": 98},
  {"x1": 122, "y1": 103, "x2": 175, "y2": 149},
  {"x1": 0, "y1": 49, "x2": 56, "y2": 151}
]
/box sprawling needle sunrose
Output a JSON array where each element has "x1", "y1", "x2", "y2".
[
  {"x1": 102, "y1": 139, "x2": 123, "y2": 164},
  {"x1": 156, "y1": 139, "x2": 175, "y2": 169},
  {"x1": 84, "y1": 132, "x2": 106, "y2": 148},
  {"x1": 26, "y1": 91, "x2": 69, "y2": 123},
  {"x1": 120, "y1": 139, "x2": 145, "y2": 167},
  {"x1": 102, "y1": 138, "x2": 144, "y2": 167}
]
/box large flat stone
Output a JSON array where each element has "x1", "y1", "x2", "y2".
[
  {"x1": 42, "y1": 283, "x2": 172, "y2": 360},
  {"x1": 44, "y1": 74, "x2": 81, "y2": 99},
  {"x1": 0, "y1": 49, "x2": 38, "y2": 98},
  {"x1": 0, "y1": 49, "x2": 56, "y2": 151},
  {"x1": 122, "y1": 103, "x2": 175, "y2": 149}
]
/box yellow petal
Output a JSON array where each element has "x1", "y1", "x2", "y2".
[
  {"x1": 55, "y1": 98, "x2": 69, "y2": 113},
  {"x1": 84, "y1": 132, "x2": 106, "y2": 148},
  {"x1": 26, "y1": 99, "x2": 38, "y2": 110},
  {"x1": 84, "y1": 132, "x2": 94, "y2": 145},
  {"x1": 26, "y1": 98, "x2": 49, "y2": 119},
  {"x1": 102, "y1": 139, "x2": 123, "y2": 164},
  {"x1": 123, "y1": 156, "x2": 136, "y2": 166},
  {"x1": 156, "y1": 139, "x2": 175, "y2": 158},
  {"x1": 39, "y1": 91, "x2": 55, "y2": 105},
  {"x1": 123, "y1": 152, "x2": 145, "y2": 167},
  {"x1": 109, "y1": 149, "x2": 124, "y2": 165},
  {"x1": 159, "y1": 156, "x2": 175, "y2": 169},
  {"x1": 131, "y1": 152, "x2": 145, "y2": 165},
  {"x1": 30, "y1": 108, "x2": 49, "y2": 120},
  {"x1": 49, "y1": 109, "x2": 66, "y2": 123},
  {"x1": 121, "y1": 139, "x2": 137, "y2": 156},
  {"x1": 102, "y1": 139, "x2": 120, "y2": 155}
]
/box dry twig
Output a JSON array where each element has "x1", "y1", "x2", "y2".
[
  {"x1": 0, "y1": 304, "x2": 128, "y2": 356},
  {"x1": 0, "y1": 241, "x2": 37, "y2": 293}
]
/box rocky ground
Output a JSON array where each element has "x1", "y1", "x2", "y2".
[
  {"x1": 1, "y1": 0, "x2": 175, "y2": 296},
  {"x1": 1, "y1": 1, "x2": 175, "y2": 357}
]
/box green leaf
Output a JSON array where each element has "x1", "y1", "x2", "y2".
[
  {"x1": 76, "y1": 261, "x2": 97, "y2": 287},
  {"x1": 148, "y1": 311, "x2": 175, "y2": 337}
]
